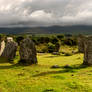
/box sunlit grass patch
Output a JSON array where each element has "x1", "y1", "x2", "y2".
[{"x1": 0, "y1": 46, "x2": 92, "y2": 92}]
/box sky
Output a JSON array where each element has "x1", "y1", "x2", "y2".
[{"x1": 0, "y1": 0, "x2": 92, "y2": 27}]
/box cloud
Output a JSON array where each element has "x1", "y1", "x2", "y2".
[{"x1": 0, "y1": 0, "x2": 92, "y2": 27}]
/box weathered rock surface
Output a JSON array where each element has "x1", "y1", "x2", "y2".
[
  {"x1": 0, "y1": 40, "x2": 5, "y2": 56},
  {"x1": 83, "y1": 36, "x2": 92, "y2": 65},
  {"x1": 1, "y1": 41, "x2": 18, "y2": 59},
  {"x1": 78, "y1": 35, "x2": 85, "y2": 53},
  {"x1": 7, "y1": 37, "x2": 13, "y2": 42},
  {"x1": 19, "y1": 38, "x2": 37, "y2": 65},
  {"x1": 78, "y1": 35, "x2": 92, "y2": 65}
]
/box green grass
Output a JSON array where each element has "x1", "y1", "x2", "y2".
[{"x1": 0, "y1": 49, "x2": 92, "y2": 92}]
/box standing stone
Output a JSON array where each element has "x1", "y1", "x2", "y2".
[
  {"x1": 1, "y1": 41, "x2": 18, "y2": 60},
  {"x1": 7, "y1": 37, "x2": 13, "y2": 42},
  {"x1": 83, "y1": 36, "x2": 92, "y2": 65},
  {"x1": 78, "y1": 35, "x2": 85, "y2": 53},
  {"x1": 0, "y1": 40, "x2": 5, "y2": 56},
  {"x1": 19, "y1": 38, "x2": 37, "y2": 65}
]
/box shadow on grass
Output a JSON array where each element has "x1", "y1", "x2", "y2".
[
  {"x1": 62, "y1": 64, "x2": 88, "y2": 70},
  {"x1": 0, "y1": 61, "x2": 88, "y2": 73},
  {"x1": 0, "y1": 63, "x2": 20, "y2": 69},
  {"x1": 0, "y1": 62, "x2": 32, "y2": 69},
  {"x1": 33, "y1": 64, "x2": 88, "y2": 77},
  {"x1": 0, "y1": 61, "x2": 39, "y2": 69},
  {"x1": 0, "y1": 57, "x2": 9, "y2": 63}
]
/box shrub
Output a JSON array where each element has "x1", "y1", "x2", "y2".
[
  {"x1": 15, "y1": 36, "x2": 24, "y2": 45},
  {"x1": 64, "y1": 38, "x2": 73, "y2": 46},
  {"x1": 31, "y1": 37, "x2": 39, "y2": 45},
  {"x1": 0, "y1": 34, "x2": 6, "y2": 41},
  {"x1": 36, "y1": 44, "x2": 48, "y2": 53},
  {"x1": 42, "y1": 37, "x2": 50, "y2": 43},
  {"x1": 54, "y1": 42, "x2": 60, "y2": 52},
  {"x1": 64, "y1": 38, "x2": 77, "y2": 46},
  {"x1": 57, "y1": 34, "x2": 65, "y2": 40},
  {"x1": 50, "y1": 36, "x2": 59, "y2": 44},
  {"x1": 47, "y1": 42, "x2": 56, "y2": 53}
]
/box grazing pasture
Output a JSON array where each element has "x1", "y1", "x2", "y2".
[{"x1": 0, "y1": 46, "x2": 92, "y2": 92}]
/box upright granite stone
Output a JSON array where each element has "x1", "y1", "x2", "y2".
[
  {"x1": 7, "y1": 37, "x2": 13, "y2": 42},
  {"x1": 78, "y1": 35, "x2": 85, "y2": 53},
  {"x1": 19, "y1": 38, "x2": 37, "y2": 65},
  {"x1": 1, "y1": 41, "x2": 18, "y2": 60},
  {"x1": 0, "y1": 40, "x2": 5, "y2": 56},
  {"x1": 83, "y1": 36, "x2": 92, "y2": 65}
]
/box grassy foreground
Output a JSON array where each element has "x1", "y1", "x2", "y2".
[{"x1": 0, "y1": 52, "x2": 92, "y2": 92}]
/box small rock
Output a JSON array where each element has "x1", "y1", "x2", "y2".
[
  {"x1": 71, "y1": 74, "x2": 74, "y2": 76},
  {"x1": 64, "y1": 64, "x2": 71, "y2": 68},
  {"x1": 51, "y1": 65, "x2": 60, "y2": 68},
  {"x1": 44, "y1": 89, "x2": 54, "y2": 92},
  {"x1": 52, "y1": 52, "x2": 60, "y2": 55}
]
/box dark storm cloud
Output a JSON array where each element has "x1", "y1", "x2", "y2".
[{"x1": 0, "y1": 0, "x2": 92, "y2": 27}]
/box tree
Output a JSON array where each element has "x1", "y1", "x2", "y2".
[{"x1": 15, "y1": 36, "x2": 24, "y2": 45}]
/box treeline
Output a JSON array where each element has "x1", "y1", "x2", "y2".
[
  {"x1": 15, "y1": 34, "x2": 78, "y2": 53},
  {"x1": 0, "y1": 34, "x2": 78, "y2": 53}
]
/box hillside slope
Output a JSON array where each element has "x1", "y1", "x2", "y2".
[{"x1": 0, "y1": 25, "x2": 92, "y2": 35}]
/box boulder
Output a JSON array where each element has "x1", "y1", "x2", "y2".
[
  {"x1": 1, "y1": 41, "x2": 18, "y2": 60},
  {"x1": 19, "y1": 38, "x2": 37, "y2": 65}
]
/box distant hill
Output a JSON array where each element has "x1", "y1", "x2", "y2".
[{"x1": 0, "y1": 25, "x2": 92, "y2": 35}]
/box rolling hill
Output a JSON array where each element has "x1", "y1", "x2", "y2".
[{"x1": 0, "y1": 25, "x2": 92, "y2": 35}]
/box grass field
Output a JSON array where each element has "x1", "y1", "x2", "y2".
[{"x1": 0, "y1": 47, "x2": 92, "y2": 92}]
